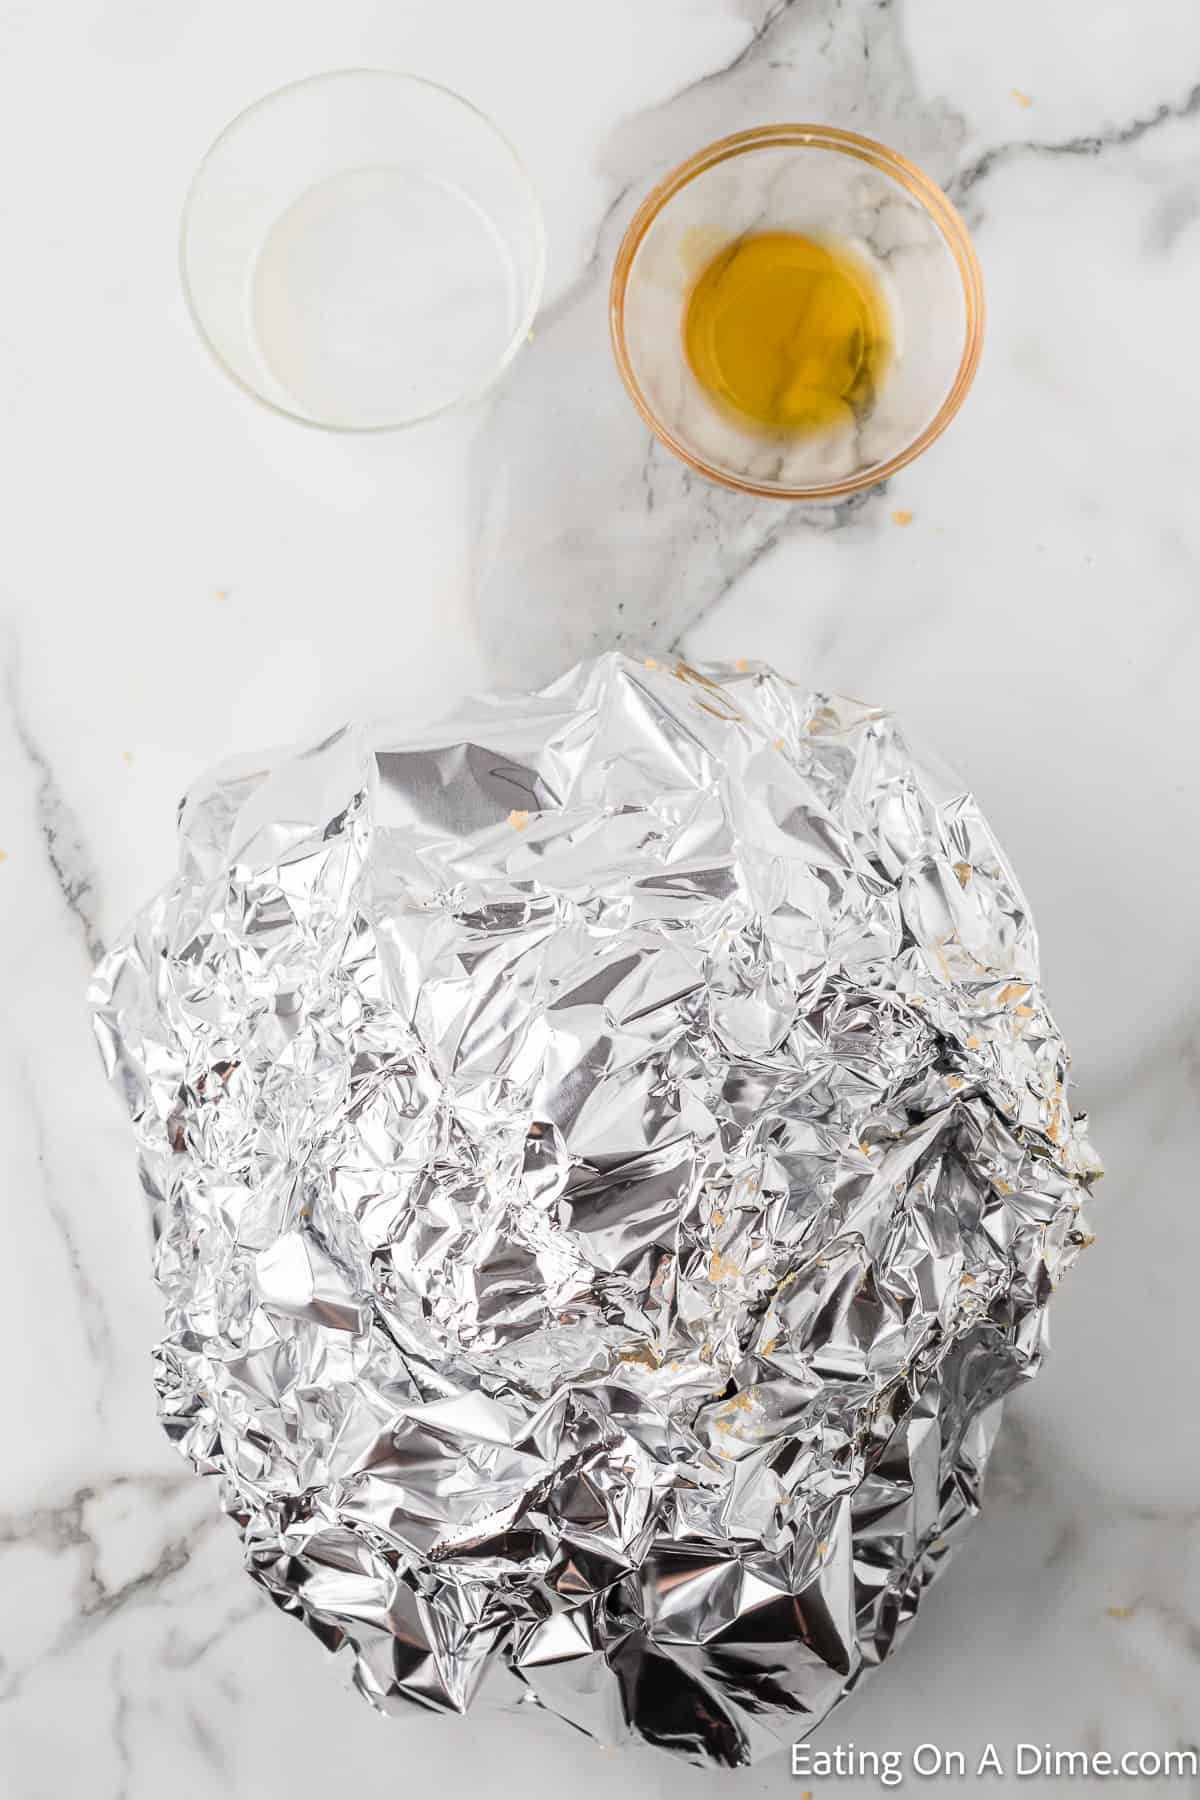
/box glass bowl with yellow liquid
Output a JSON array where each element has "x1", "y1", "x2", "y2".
[{"x1": 610, "y1": 126, "x2": 984, "y2": 500}]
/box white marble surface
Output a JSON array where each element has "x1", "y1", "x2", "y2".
[{"x1": 1, "y1": 2, "x2": 1198, "y2": 1795}]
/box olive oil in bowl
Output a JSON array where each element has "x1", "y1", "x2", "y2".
[{"x1": 683, "y1": 230, "x2": 892, "y2": 436}]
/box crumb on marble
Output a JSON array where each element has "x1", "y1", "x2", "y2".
[
  {"x1": 1011, "y1": 88, "x2": 1033, "y2": 107},
  {"x1": 734, "y1": 657, "x2": 748, "y2": 672},
  {"x1": 953, "y1": 859, "x2": 971, "y2": 887},
  {"x1": 773, "y1": 736, "x2": 784, "y2": 752},
  {"x1": 643, "y1": 656, "x2": 659, "y2": 670},
  {"x1": 214, "y1": 588, "x2": 230, "y2": 600},
  {"x1": 1106, "y1": 1605, "x2": 1134, "y2": 1620},
  {"x1": 122, "y1": 750, "x2": 134, "y2": 765},
  {"x1": 891, "y1": 508, "x2": 914, "y2": 526},
  {"x1": 507, "y1": 809, "x2": 530, "y2": 832},
  {"x1": 0, "y1": 849, "x2": 8, "y2": 864}
]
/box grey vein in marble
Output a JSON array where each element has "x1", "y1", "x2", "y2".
[
  {"x1": 111, "y1": 1653, "x2": 134, "y2": 1800},
  {"x1": 20, "y1": 1060, "x2": 115, "y2": 1379},
  {"x1": 949, "y1": 78, "x2": 1200, "y2": 221},
  {"x1": 4, "y1": 640, "x2": 105, "y2": 965},
  {"x1": 159, "y1": 1599, "x2": 264, "y2": 1672},
  {"x1": 0, "y1": 1476, "x2": 217, "y2": 1703}
]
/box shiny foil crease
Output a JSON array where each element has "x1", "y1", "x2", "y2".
[{"x1": 91, "y1": 654, "x2": 1098, "y2": 1766}]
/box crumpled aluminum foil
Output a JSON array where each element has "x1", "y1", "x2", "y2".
[{"x1": 91, "y1": 653, "x2": 1099, "y2": 1766}]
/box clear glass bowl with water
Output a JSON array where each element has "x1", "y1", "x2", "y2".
[{"x1": 180, "y1": 70, "x2": 545, "y2": 431}]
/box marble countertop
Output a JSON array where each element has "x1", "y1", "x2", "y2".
[{"x1": 2, "y1": 2, "x2": 1198, "y2": 1796}]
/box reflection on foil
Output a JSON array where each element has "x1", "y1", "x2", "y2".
[{"x1": 91, "y1": 654, "x2": 1098, "y2": 1765}]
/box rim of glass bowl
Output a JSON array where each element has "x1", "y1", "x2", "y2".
[
  {"x1": 178, "y1": 68, "x2": 547, "y2": 434},
  {"x1": 609, "y1": 124, "x2": 985, "y2": 500}
]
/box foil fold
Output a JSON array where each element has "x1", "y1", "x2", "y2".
[{"x1": 92, "y1": 653, "x2": 1098, "y2": 1766}]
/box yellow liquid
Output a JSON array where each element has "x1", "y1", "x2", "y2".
[{"x1": 683, "y1": 231, "x2": 892, "y2": 435}]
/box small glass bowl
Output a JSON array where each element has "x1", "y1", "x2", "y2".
[
  {"x1": 180, "y1": 70, "x2": 545, "y2": 432},
  {"x1": 610, "y1": 125, "x2": 984, "y2": 500}
]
